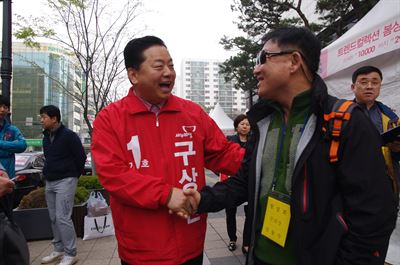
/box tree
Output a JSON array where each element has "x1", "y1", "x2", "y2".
[
  {"x1": 316, "y1": 0, "x2": 379, "y2": 45},
  {"x1": 219, "y1": 36, "x2": 259, "y2": 107},
  {"x1": 220, "y1": 0, "x2": 378, "y2": 106},
  {"x1": 14, "y1": 0, "x2": 142, "y2": 137}
]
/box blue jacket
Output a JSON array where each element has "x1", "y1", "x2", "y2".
[
  {"x1": 376, "y1": 101, "x2": 400, "y2": 191},
  {"x1": 0, "y1": 119, "x2": 27, "y2": 178},
  {"x1": 376, "y1": 101, "x2": 398, "y2": 122},
  {"x1": 42, "y1": 124, "x2": 86, "y2": 181}
]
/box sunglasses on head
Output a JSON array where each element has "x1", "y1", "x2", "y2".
[{"x1": 255, "y1": 49, "x2": 298, "y2": 65}]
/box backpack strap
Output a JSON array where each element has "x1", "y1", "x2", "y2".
[{"x1": 323, "y1": 99, "x2": 357, "y2": 163}]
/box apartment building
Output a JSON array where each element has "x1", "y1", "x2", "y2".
[{"x1": 177, "y1": 59, "x2": 248, "y2": 118}]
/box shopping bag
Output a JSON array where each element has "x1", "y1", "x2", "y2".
[
  {"x1": 86, "y1": 191, "x2": 109, "y2": 217},
  {"x1": 83, "y1": 212, "x2": 115, "y2": 240}
]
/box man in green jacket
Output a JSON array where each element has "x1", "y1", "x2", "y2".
[{"x1": 184, "y1": 27, "x2": 398, "y2": 265}]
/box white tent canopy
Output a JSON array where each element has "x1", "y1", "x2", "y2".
[
  {"x1": 208, "y1": 103, "x2": 235, "y2": 135},
  {"x1": 320, "y1": 0, "x2": 400, "y2": 111}
]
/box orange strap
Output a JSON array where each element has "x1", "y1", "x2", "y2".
[{"x1": 324, "y1": 100, "x2": 353, "y2": 163}]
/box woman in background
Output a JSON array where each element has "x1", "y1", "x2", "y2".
[{"x1": 220, "y1": 114, "x2": 251, "y2": 254}]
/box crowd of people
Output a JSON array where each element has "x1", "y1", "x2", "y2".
[{"x1": 0, "y1": 26, "x2": 399, "y2": 265}]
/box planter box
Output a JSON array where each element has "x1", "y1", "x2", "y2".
[
  {"x1": 13, "y1": 189, "x2": 109, "y2": 241},
  {"x1": 72, "y1": 204, "x2": 87, "y2": 238},
  {"x1": 13, "y1": 208, "x2": 53, "y2": 241},
  {"x1": 13, "y1": 204, "x2": 87, "y2": 241}
]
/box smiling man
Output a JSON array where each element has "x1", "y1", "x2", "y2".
[
  {"x1": 91, "y1": 36, "x2": 245, "y2": 265},
  {"x1": 184, "y1": 27, "x2": 398, "y2": 265}
]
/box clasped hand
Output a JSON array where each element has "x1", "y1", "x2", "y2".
[{"x1": 167, "y1": 187, "x2": 201, "y2": 219}]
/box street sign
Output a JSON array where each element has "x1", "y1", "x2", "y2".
[
  {"x1": 25, "y1": 117, "x2": 33, "y2": 126},
  {"x1": 25, "y1": 139, "x2": 42, "y2": 147}
]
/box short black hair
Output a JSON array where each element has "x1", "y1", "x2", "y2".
[
  {"x1": 352, "y1": 66, "x2": 383, "y2": 83},
  {"x1": 262, "y1": 27, "x2": 321, "y2": 74},
  {"x1": 40, "y1": 105, "x2": 61, "y2": 122},
  {"x1": 233, "y1": 114, "x2": 248, "y2": 130},
  {"x1": 123, "y1": 36, "x2": 167, "y2": 70},
  {"x1": 0, "y1": 95, "x2": 10, "y2": 108}
]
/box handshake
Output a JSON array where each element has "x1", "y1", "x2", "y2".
[{"x1": 167, "y1": 187, "x2": 201, "y2": 219}]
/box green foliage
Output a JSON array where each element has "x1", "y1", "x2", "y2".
[
  {"x1": 218, "y1": 36, "x2": 259, "y2": 106},
  {"x1": 18, "y1": 187, "x2": 47, "y2": 209},
  {"x1": 14, "y1": 27, "x2": 40, "y2": 49},
  {"x1": 78, "y1": 175, "x2": 102, "y2": 190},
  {"x1": 315, "y1": 0, "x2": 379, "y2": 45},
  {"x1": 17, "y1": 177, "x2": 98, "y2": 209},
  {"x1": 74, "y1": 186, "x2": 90, "y2": 205}
]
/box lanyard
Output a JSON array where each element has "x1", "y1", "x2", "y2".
[{"x1": 271, "y1": 112, "x2": 309, "y2": 192}]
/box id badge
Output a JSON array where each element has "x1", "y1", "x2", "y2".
[{"x1": 261, "y1": 190, "x2": 291, "y2": 247}]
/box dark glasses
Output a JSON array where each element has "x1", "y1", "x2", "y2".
[{"x1": 255, "y1": 50, "x2": 298, "y2": 65}]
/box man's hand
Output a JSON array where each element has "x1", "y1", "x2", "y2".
[
  {"x1": 167, "y1": 187, "x2": 194, "y2": 219},
  {"x1": 388, "y1": 140, "x2": 400, "y2": 153},
  {"x1": 183, "y1": 188, "x2": 201, "y2": 214},
  {"x1": 0, "y1": 171, "x2": 14, "y2": 197}
]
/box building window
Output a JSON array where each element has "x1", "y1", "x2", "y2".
[{"x1": 74, "y1": 118, "x2": 80, "y2": 126}]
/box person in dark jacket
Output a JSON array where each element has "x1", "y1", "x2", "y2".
[
  {"x1": 39, "y1": 105, "x2": 86, "y2": 265},
  {"x1": 0, "y1": 164, "x2": 30, "y2": 265},
  {"x1": 351, "y1": 65, "x2": 400, "y2": 193},
  {"x1": 220, "y1": 114, "x2": 252, "y2": 254},
  {"x1": 351, "y1": 65, "x2": 400, "y2": 264},
  {"x1": 184, "y1": 27, "x2": 398, "y2": 265}
]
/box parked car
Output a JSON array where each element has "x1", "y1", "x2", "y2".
[
  {"x1": 83, "y1": 152, "x2": 92, "y2": 175},
  {"x1": 13, "y1": 152, "x2": 45, "y2": 208}
]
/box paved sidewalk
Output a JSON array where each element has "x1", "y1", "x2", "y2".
[
  {"x1": 28, "y1": 207, "x2": 248, "y2": 265},
  {"x1": 26, "y1": 171, "x2": 400, "y2": 265},
  {"x1": 28, "y1": 173, "x2": 247, "y2": 265}
]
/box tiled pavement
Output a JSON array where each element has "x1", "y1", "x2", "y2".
[
  {"x1": 28, "y1": 207, "x2": 248, "y2": 265},
  {"x1": 28, "y1": 173, "x2": 248, "y2": 265}
]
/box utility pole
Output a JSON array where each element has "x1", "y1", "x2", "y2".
[{"x1": 1, "y1": 0, "x2": 12, "y2": 121}]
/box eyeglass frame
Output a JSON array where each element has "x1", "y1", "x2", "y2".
[
  {"x1": 255, "y1": 49, "x2": 299, "y2": 65},
  {"x1": 355, "y1": 80, "x2": 381, "y2": 87}
]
